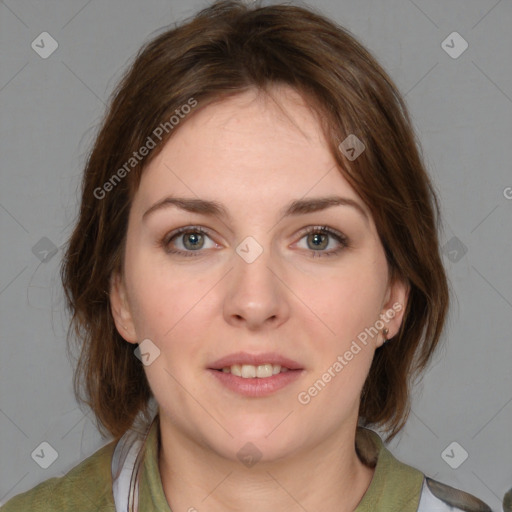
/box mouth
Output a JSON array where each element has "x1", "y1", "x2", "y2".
[
  {"x1": 207, "y1": 352, "x2": 304, "y2": 396},
  {"x1": 208, "y1": 351, "x2": 303, "y2": 375}
]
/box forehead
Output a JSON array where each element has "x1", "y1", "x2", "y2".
[{"x1": 132, "y1": 86, "x2": 362, "y2": 214}]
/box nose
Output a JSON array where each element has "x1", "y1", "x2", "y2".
[{"x1": 223, "y1": 243, "x2": 290, "y2": 331}]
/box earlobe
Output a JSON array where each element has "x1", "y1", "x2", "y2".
[{"x1": 109, "y1": 272, "x2": 138, "y2": 344}]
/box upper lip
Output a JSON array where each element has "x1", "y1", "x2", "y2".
[{"x1": 208, "y1": 352, "x2": 303, "y2": 370}]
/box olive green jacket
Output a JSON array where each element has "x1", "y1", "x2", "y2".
[{"x1": 1, "y1": 421, "x2": 491, "y2": 511}]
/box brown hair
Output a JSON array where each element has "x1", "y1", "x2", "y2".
[{"x1": 61, "y1": 0, "x2": 449, "y2": 443}]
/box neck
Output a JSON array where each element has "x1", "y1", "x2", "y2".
[{"x1": 158, "y1": 417, "x2": 375, "y2": 512}]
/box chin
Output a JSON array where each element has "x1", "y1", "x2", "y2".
[{"x1": 234, "y1": 425, "x2": 303, "y2": 454}]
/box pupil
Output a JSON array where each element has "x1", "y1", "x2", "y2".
[
  {"x1": 309, "y1": 233, "x2": 327, "y2": 250},
  {"x1": 185, "y1": 233, "x2": 203, "y2": 250}
]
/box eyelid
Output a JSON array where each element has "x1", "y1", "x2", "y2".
[
  {"x1": 295, "y1": 225, "x2": 348, "y2": 242},
  {"x1": 162, "y1": 225, "x2": 213, "y2": 244}
]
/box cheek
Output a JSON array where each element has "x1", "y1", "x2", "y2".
[
  {"x1": 128, "y1": 271, "x2": 215, "y2": 404},
  {"x1": 129, "y1": 271, "x2": 214, "y2": 341},
  {"x1": 301, "y1": 271, "x2": 383, "y2": 414},
  {"x1": 123, "y1": 230, "x2": 209, "y2": 334},
  {"x1": 314, "y1": 260, "x2": 388, "y2": 344}
]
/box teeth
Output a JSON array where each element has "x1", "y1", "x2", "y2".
[
  {"x1": 242, "y1": 364, "x2": 257, "y2": 378},
  {"x1": 220, "y1": 364, "x2": 290, "y2": 378}
]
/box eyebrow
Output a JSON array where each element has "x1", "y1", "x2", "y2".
[{"x1": 142, "y1": 195, "x2": 369, "y2": 225}]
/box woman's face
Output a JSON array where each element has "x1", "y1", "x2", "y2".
[{"x1": 110, "y1": 86, "x2": 407, "y2": 462}]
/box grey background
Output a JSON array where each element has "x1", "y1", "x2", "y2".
[{"x1": 1, "y1": 0, "x2": 511, "y2": 509}]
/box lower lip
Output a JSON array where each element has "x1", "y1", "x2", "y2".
[{"x1": 207, "y1": 369, "x2": 304, "y2": 397}]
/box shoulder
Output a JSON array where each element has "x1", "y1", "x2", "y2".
[
  {"x1": 418, "y1": 476, "x2": 492, "y2": 512},
  {"x1": 356, "y1": 427, "x2": 492, "y2": 512},
  {"x1": 1, "y1": 440, "x2": 117, "y2": 512}
]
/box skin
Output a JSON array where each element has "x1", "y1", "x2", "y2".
[{"x1": 110, "y1": 86, "x2": 408, "y2": 512}]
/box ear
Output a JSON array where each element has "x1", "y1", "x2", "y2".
[
  {"x1": 376, "y1": 277, "x2": 409, "y2": 348},
  {"x1": 109, "y1": 271, "x2": 138, "y2": 344}
]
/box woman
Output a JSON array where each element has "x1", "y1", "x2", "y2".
[{"x1": 2, "y1": 1, "x2": 493, "y2": 511}]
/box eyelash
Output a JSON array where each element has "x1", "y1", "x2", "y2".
[{"x1": 160, "y1": 225, "x2": 349, "y2": 258}]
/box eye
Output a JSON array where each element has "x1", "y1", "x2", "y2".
[
  {"x1": 161, "y1": 226, "x2": 218, "y2": 256},
  {"x1": 160, "y1": 225, "x2": 349, "y2": 258},
  {"x1": 295, "y1": 226, "x2": 349, "y2": 257}
]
